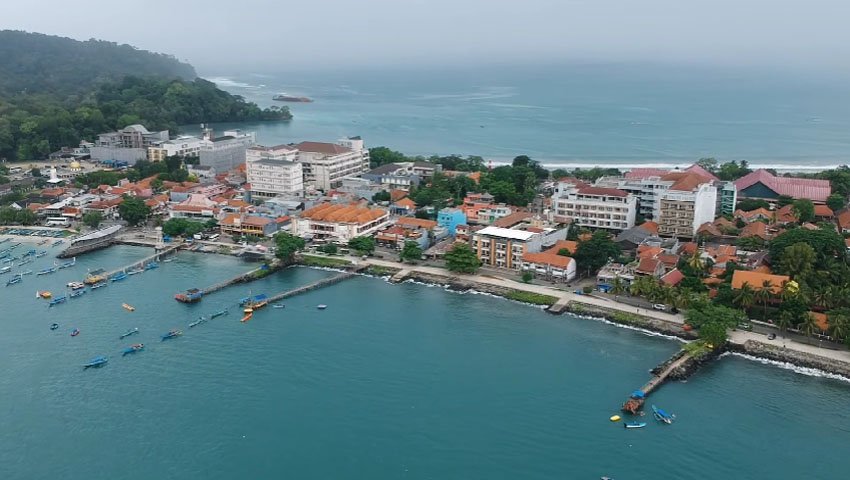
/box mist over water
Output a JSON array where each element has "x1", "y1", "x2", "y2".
[{"x1": 198, "y1": 63, "x2": 850, "y2": 170}]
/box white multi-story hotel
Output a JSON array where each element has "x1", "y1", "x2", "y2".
[
  {"x1": 657, "y1": 174, "x2": 717, "y2": 237},
  {"x1": 246, "y1": 145, "x2": 304, "y2": 198},
  {"x1": 199, "y1": 129, "x2": 256, "y2": 173},
  {"x1": 295, "y1": 137, "x2": 370, "y2": 190},
  {"x1": 470, "y1": 226, "x2": 543, "y2": 270},
  {"x1": 552, "y1": 181, "x2": 637, "y2": 231},
  {"x1": 148, "y1": 136, "x2": 204, "y2": 162}
]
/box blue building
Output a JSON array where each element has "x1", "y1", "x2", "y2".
[{"x1": 437, "y1": 208, "x2": 467, "y2": 236}]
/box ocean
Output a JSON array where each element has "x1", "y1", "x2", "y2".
[
  {"x1": 2, "y1": 243, "x2": 849, "y2": 479},
  {"x1": 196, "y1": 62, "x2": 850, "y2": 171}
]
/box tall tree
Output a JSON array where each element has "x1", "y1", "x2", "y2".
[
  {"x1": 273, "y1": 232, "x2": 305, "y2": 263},
  {"x1": 400, "y1": 241, "x2": 423, "y2": 263},
  {"x1": 734, "y1": 282, "x2": 756, "y2": 310},
  {"x1": 117, "y1": 196, "x2": 150, "y2": 226},
  {"x1": 444, "y1": 242, "x2": 482, "y2": 274},
  {"x1": 791, "y1": 199, "x2": 815, "y2": 223}
]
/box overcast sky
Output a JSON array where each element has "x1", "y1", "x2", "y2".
[{"x1": 3, "y1": 0, "x2": 849, "y2": 73}]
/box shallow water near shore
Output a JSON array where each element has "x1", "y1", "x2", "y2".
[{"x1": 1, "y1": 245, "x2": 849, "y2": 479}]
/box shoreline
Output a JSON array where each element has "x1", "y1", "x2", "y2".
[{"x1": 317, "y1": 256, "x2": 850, "y2": 383}]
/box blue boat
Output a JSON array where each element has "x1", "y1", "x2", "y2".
[
  {"x1": 35, "y1": 251, "x2": 47, "y2": 258},
  {"x1": 36, "y1": 266, "x2": 56, "y2": 276},
  {"x1": 652, "y1": 405, "x2": 675, "y2": 424},
  {"x1": 58, "y1": 258, "x2": 76, "y2": 269},
  {"x1": 144, "y1": 262, "x2": 158, "y2": 270},
  {"x1": 6, "y1": 274, "x2": 22, "y2": 286},
  {"x1": 52, "y1": 240, "x2": 63, "y2": 246},
  {"x1": 161, "y1": 329, "x2": 182, "y2": 341},
  {"x1": 122, "y1": 343, "x2": 145, "y2": 356},
  {"x1": 83, "y1": 356, "x2": 108, "y2": 369},
  {"x1": 210, "y1": 308, "x2": 229, "y2": 319},
  {"x1": 110, "y1": 271, "x2": 127, "y2": 282},
  {"x1": 48, "y1": 296, "x2": 67, "y2": 306},
  {"x1": 624, "y1": 421, "x2": 647, "y2": 429},
  {"x1": 23, "y1": 249, "x2": 36, "y2": 257},
  {"x1": 119, "y1": 327, "x2": 139, "y2": 339},
  {"x1": 69, "y1": 289, "x2": 86, "y2": 298},
  {"x1": 239, "y1": 293, "x2": 268, "y2": 306}
]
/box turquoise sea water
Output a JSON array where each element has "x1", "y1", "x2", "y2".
[
  {"x1": 197, "y1": 63, "x2": 850, "y2": 170},
  {"x1": 2, "y1": 244, "x2": 850, "y2": 479}
]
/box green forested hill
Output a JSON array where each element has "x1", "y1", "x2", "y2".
[
  {"x1": 0, "y1": 31, "x2": 290, "y2": 161},
  {"x1": 0, "y1": 30, "x2": 197, "y2": 95}
]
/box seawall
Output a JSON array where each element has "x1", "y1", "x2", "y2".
[
  {"x1": 562, "y1": 302, "x2": 698, "y2": 340},
  {"x1": 727, "y1": 340, "x2": 850, "y2": 380}
]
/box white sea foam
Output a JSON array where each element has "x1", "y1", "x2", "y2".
[
  {"x1": 721, "y1": 352, "x2": 850, "y2": 383},
  {"x1": 204, "y1": 77, "x2": 261, "y2": 89},
  {"x1": 484, "y1": 159, "x2": 846, "y2": 173},
  {"x1": 568, "y1": 312, "x2": 687, "y2": 342}
]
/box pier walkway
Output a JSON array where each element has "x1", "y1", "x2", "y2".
[
  {"x1": 622, "y1": 351, "x2": 692, "y2": 414},
  {"x1": 200, "y1": 262, "x2": 279, "y2": 298},
  {"x1": 267, "y1": 269, "x2": 363, "y2": 303},
  {"x1": 102, "y1": 244, "x2": 181, "y2": 278}
]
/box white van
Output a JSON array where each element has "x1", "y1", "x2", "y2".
[{"x1": 45, "y1": 217, "x2": 70, "y2": 228}]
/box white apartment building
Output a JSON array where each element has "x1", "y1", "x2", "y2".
[
  {"x1": 295, "y1": 137, "x2": 370, "y2": 190},
  {"x1": 471, "y1": 226, "x2": 543, "y2": 270},
  {"x1": 199, "y1": 129, "x2": 256, "y2": 173},
  {"x1": 148, "y1": 136, "x2": 203, "y2": 162},
  {"x1": 552, "y1": 182, "x2": 637, "y2": 231},
  {"x1": 657, "y1": 178, "x2": 717, "y2": 238},
  {"x1": 595, "y1": 175, "x2": 673, "y2": 220},
  {"x1": 246, "y1": 145, "x2": 304, "y2": 198}
]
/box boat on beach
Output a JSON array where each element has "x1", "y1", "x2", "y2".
[
  {"x1": 83, "y1": 356, "x2": 108, "y2": 368},
  {"x1": 120, "y1": 327, "x2": 139, "y2": 339},
  {"x1": 161, "y1": 329, "x2": 182, "y2": 340},
  {"x1": 652, "y1": 405, "x2": 675, "y2": 424},
  {"x1": 122, "y1": 344, "x2": 145, "y2": 356}
]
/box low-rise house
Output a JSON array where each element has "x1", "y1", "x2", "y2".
[
  {"x1": 836, "y1": 208, "x2": 850, "y2": 233},
  {"x1": 169, "y1": 194, "x2": 219, "y2": 220},
  {"x1": 543, "y1": 239, "x2": 578, "y2": 256},
  {"x1": 437, "y1": 208, "x2": 467, "y2": 236},
  {"x1": 635, "y1": 257, "x2": 664, "y2": 277},
  {"x1": 521, "y1": 252, "x2": 577, "y2": 282},
  {"x1": 660, "y1": 268, "x2": 685, "y2": 287},
  {"x1": 391, "y1": 197, "x2": 417, "y2": 216},
  {"x1": 740, "y1": 221, "x2": 769, "y2": 241},
  {"x1": 731, "y1": 270, "x2": 790, "y2": 293},
  {"x1": 219, "y1": 214, "x2": 279, "y2": 238},
  {"x1": 735, "y1": 208, "x2": 773, "y2": 223},
  {"x1": 814, "y1": 204, "x2": 834, "y2": 221},
  {"x1": 82, "y1": 197, "x2": 123, "y2": 218}
]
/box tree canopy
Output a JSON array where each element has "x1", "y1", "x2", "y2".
[
  {"x1": 400, "y1": 241, "x2": 423, "y2": 263},
  {"x1": 117, "y1": 195, "x2": 150, "y2": 226},
  {"x1": 274, "y1": 232, "x2": 305, "y2": 263},
  {"x1": 573, "y1": 231, "x2": 621, "y2": 275},
  {"x1": 162, "y1": 218, "x2": 205, "y2": 237},
  {"x1": 444, "y1": 242, "x2": 482, "y2": 274},
  {"x1": 348, "y1": 236, "x2": 376, "y2": 255}
]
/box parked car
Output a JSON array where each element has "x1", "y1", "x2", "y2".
[{"x1": 652, "y1": 304, "x2": 667, "y2": 311}]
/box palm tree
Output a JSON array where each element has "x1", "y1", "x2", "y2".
[
  {"x1": 734, "y1": 282, "x2": 756, "y2": 311},
  {"x1": 780, "y1": 281, "x2": 799, "y2": 303},
  {"x1": 777, "y1": 311, "x2": 794, "y2": 335},
  {"x1": 798, "y1": 313, "x2": 819, "y2": 338},
  {"x1": 687, "y1": 250, "x2": 705, "y2": 274},
  {"x1": 812, "y1": 290, "x2": 831, "y2": 311},
  {"x1": 829, "y1": 316, "x2": 849, "y2": 342},
  {"x1": 755, "y1": 280, "x2": 774, "y2": 321},
  {"x1": 611, "y1": 276, "x2": 626, "y2": 296}
]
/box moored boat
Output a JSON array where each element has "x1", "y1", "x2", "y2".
[
  {"x1": 69, "y1": 289, "x2": 86, "y2": 298},
  {"x1": 210, "y1": 308, "x2": 228, "y2": 318},
  {"x1": 20, "y1": 269, "x2": 32, "y2": 275},
  {"x1": 241, "y1": 311, "x2": 253, "y2": 323},
  {"x1": 161, "y1": 329, "x2": 182, "y2": 340},
  {"x1": 624, "y1": 421, "x2": 647, "y2": 429},
  {"x1": 119, "y1": 327, "x2": 139, "y2": 339},
  {"x1": 272, "y1": 304, "x2": 284, "y2": 309},
  {"x1": 188, "y1": 317, "x2": 206, "y2": 328},
  {"x1": 0, "y1": 265, "x2": 11, "y2": 274},
  {"x1": 110, "y1": 271, "x2": 127, "y2": 282},
  {"x1": 6, "y1": 274, "x2": 22, "y2": 286},
  {"x1": 122, "y1": 343, "x2": 145, "y2": 356},
  {"x1": 127, "y1": 266, "x2": 144, "y2": 275},
  {"x1": 70, "y1": 328, "x2": 80, "y2": 336},
  {"x1": 67, "y1": 281, "x2": 85, "y2": 290},
  {"x1": 36, "y1": 266, "x2": 57, "y2": 276},
  {"x1": 175, "y1": 288, "x2": 203, "y2": 303},
  {"x1": 50, "y1": 323, "x2": 59, "y2": 330},
  {"x1": 48, "y1": 295, "x2": 67, "y2": 306},
  {"x1": 652, "y1": 405, "x2": 675, "y2": 424},
  {"x1": 82, "y1": 356, "x2": 108, "y2": 368},
  {"x1": 37, "y1": 290, "x2": 52, "y2": 299},
  {"x1": 91, "y1": 281, "x2": 107, "y2": 289},
  {"x1": 144, "y1": 261, "x2": 158, "y2": 270},
  {"x1": 84, "y1": 268, "x2": 107, "y2": 284},
  {"x1": 57, "y1": 257, "x2": 76, "y2": 269},
  {"x1": 122, "y1": 303, "x2": 135, "y2": 312},
  {"x1": 317, "y1": 304, "x2": 328, "y2": 310},
  {"x1": 35, "y1": 251, "x2": 47, "y2": 258}
]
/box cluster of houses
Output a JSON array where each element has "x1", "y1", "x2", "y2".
[{"x1": 23, "y1": 123, "x2": 848, "y2": 296}]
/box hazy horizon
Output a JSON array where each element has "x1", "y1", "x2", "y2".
[{"x1": 2, "y1": 0, "x2": 849, "y2": 75}]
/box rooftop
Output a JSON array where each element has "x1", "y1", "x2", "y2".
[
  {"x1": 731, "y1": 270, "x2": 790, "y2": 293},
  {"x1": 475, "y1": 226, "x2": 538, "y2": 241},
  {"x1": 734, "y1": 169, "x2": 831, "y2": 203},
  {"x1": 296, "y1": 141, "x2": 352, "y2": 155},
  {"x1": 522, "y1": 252, "x2": 575, "y2": 269},
  {"x1": 300, "y1": 202, "x2": 387, "y2": 224}
]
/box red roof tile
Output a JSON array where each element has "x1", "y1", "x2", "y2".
[
  {"x1": 660, "y1": 269, "x2": 685, "y2": 286},
  {"x1": 734, "y1": 169, "x2": 831, "y2": 202}
]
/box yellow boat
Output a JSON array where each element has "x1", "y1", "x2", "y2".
[
  {"x1": 38, "y1": 291, "x2": 52, "y2": 299},
  {"x1": 122, "y1": 303, "x2": 135, "y2": 312},
  {"x1": 610, "y1": 415, "x2": 621, "y2": 422}
]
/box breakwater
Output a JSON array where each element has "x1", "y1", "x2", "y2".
[
  {"x1": 562, "y1": 302, "x2": 697, "y2": 340},
  {"x1": 728, "y1": 339, "x2": 850, "y2": 380}
]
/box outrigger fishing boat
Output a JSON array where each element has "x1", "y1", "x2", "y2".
[
  {"x1": 0, "y1": 265, "x2": 11, "y2": 274},
  {"x1": 144, "y1": 261, "x2": 158, "y2": 270},
  {"x1": 188, "y1": 317, "x2": 207, "y2": 328},
  {"x1": 119, "y1": 327, "x2": 139, "y2": 339},
  {"x1": 50, "y1": 323, "x2": 59, "y2": 330},
  {"x1": 6, "y1": 274, "x2": 22, "y2": 286},
  {"x1": 161, "y1": 329, "x2": 182, "y2": 341},
  {"x1": 122, "y1": 344, "x2": 145, "y2": 356},
  {"x1": 51, "y1": 239, "x2": 63, "y2": 246},
  {"x1": 110, "y1": 271, "x2": 127, "y2": 282},
  {"x1": 82, "y1": 356, "x2": 108, "y2": 368},
  {"x1": 48, "y1": 295, "x2": 67, "y2": 306},
  {"x1": 91, "y1": 281, "x2": 107, "y2": 289},
  {"x1": 21, "y1": 269, "x2": 32, "y2": 275},
  {"x1": 652, "y1": 405, "x2": 675, "y2": 425},
  {"x1": 35, "y1": 251, "x2": 47, "y2": 258},
  {"x1": 37, "y1": 290, "x2": 52, "y2": 299},
  {"x1": 57, "y1": 257, "x2": 76, "y2": 269},
  {"x1": 70, "y1": 289, "x2": 86, "y2": 298},
  {"x1": 210, "y1": 308, "x2": 229, "y2": 319},
  {"x1": 127, "y1": 266, "x2": 144, "y2": 275},
  {"x1": 36, "y1": 266, "x2": 57, "y2": 276}
]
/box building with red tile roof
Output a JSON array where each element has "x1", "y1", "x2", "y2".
[
  {"x1": 814, "y1": 204, "x2": 834, "y2": 219},
  {"x1": 660, "y1": 268, "x2": 685, "y2": 286},
  {"x1": 520, "y1": 252, "x2": 577, "y2": 281},
  {"x1": 740, "y1": 221, "x2": 769, "y2": 240},
  {"x1": 735, "y1": 169, "x2": 831, "y2": 203},
  {"x1": 635, "y1": 257, "x2": 663, "y2": 277},
  {"x1": 543, "y1": 240, "x2": 578, "y2": 255},
  {"x1": 219, "y1": 214, "x2": 278, "y2": 237},
  {"x1": 731, "y1": 270, "x2": 789, "y2": 294},
  {"x1": 292, "y1": 203, "x2": 390, "y2": 242}
]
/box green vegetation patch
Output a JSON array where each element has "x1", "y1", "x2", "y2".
[
  {"x1": 300, "y1": 255, "x2": 352, "y2": 268},
  {"x1": 505, "y1": 290, "x2": 558, "y2": 306}
]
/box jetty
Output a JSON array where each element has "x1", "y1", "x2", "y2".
[
  {"x1": 180, "y1": 262, "x2": 280, "y2": 303},
  {"x1": 266, "y1": 271, "x2": 359, "y2": 303},
  {"x1": 99, "y1": 244, "x2": 181, "y2": 279},
  {"x1": 622, "y1": 351, "x2": 693, "y2": 414}
]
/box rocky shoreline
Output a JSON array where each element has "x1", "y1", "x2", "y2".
[
  {"x1": 561, "y1": 302, "x2": 698, "y2": 340},
  {"x1": 727, "y1": 340, "x2": 850, "y2": 380}
]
